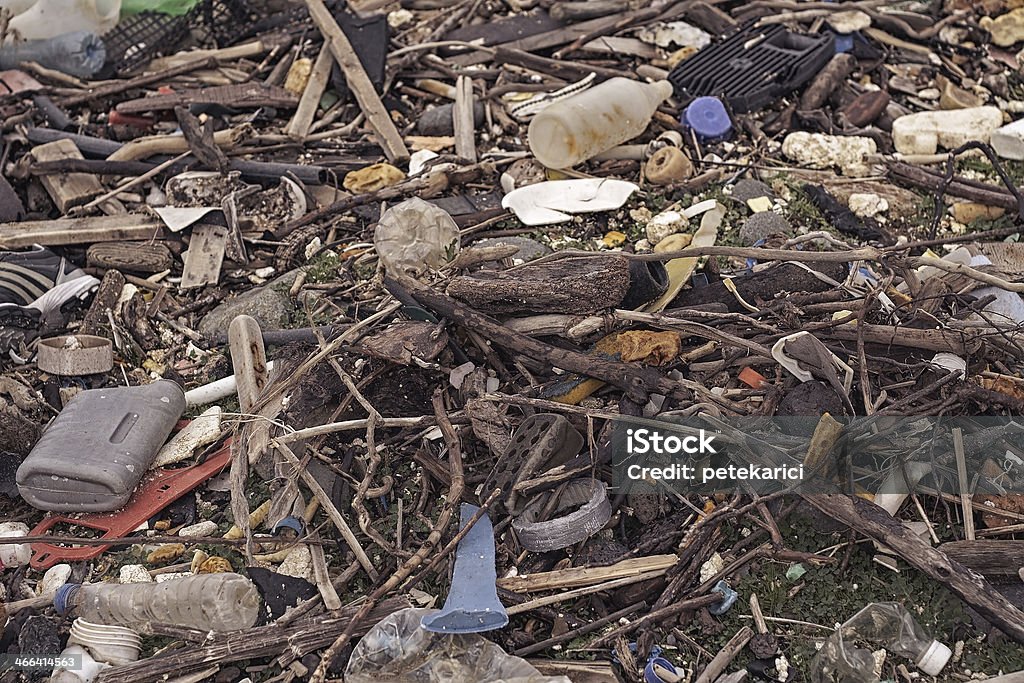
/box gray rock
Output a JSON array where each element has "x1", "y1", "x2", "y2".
[
  {"x1": 739, "y1": 212, "x2": 791, "y2": 245},
  {"x1": 199, "y1": 286, "x2": 293, "y2": 338},
  {"x1": 730, "y1": 178, "x2": 775, "y2": 204}
]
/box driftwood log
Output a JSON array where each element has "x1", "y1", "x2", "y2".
[
  {"x1": 447, "y1": 255, "x2": 632, "y2": 314},
  {"x1": 938, "y1": 540, "x2": 1024, "y2": 577}
]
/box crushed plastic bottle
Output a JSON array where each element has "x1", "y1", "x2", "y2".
[
  {"x1": 0, "y1": 31, "x2": 105, "y2": 78},
  {"x1": 812, "y1": 602, "x2": 951, "y2": 682},
  {"x1": 4, "y1": 0, "x2": 120, "y2": 41},
  {"x1": 373, "y1": 197, "x2": 460, "y2": 276},
  {"x1": 345, "y1": 607, "x2": 571, "y2": 682},
  {"x1": 54, "y1": 572, "x2": 261, "y2": 632},
  {"x1": 527, "y1": 78, "x2": 674, "y2": 169}
]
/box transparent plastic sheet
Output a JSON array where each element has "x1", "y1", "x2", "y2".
[{"x1": 345, "y1": 608, "x2": 571, "y2": 683}]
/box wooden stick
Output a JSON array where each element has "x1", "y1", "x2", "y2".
[
  {"x1": 695, "y1": 627, "x2": 753, "y2": 683},
  {"x1": 285, "y1": 43, "x2": 332, "y2": 140},
  {"x1": 275, "y1": 441, "x2": 378, "y2": 581},
  {"x1": 497, "y1": 554, "x2": 678, "y2": 593},
  {"x1": 513, "y1": 602, "x2": 645, "y2": 658},
  {"x1": 453, "y1": 75, "x2": 477, "y2": 162},
  {"x1": 953, "y1": 428, "x2": 976, "y2": 542},
  {"x1": 304, "y1": 0, "x2": 408, "y2": 162},
  {"x1": 60, "y1": 56, "x2": 219, "y2": 107},
  {"x1": 505, "y1": 570, "x2": 668, "y2": 615}
]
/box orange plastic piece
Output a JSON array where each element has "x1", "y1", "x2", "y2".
[{"x1": 738, "y1": 366, "x2": 768, "y2": 389}]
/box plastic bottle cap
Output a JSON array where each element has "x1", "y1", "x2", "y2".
[
  {"x1": 54, "y1": 583, "x2": 82, "y2": 615},
  {"x1": 916, "y1": 640, "x2": 951, "y2": 676},
  {"x1": 683, "y1": 97, "x2": 732, "y2": 142},
  {"x1": 273, "y1": 516, "x2": 305, "y2": 537}
]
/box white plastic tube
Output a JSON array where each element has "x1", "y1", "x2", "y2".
[{"x1": 183, "y1": 361, "x2": 275, "y2": 408}]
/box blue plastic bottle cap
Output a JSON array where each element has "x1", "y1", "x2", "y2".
[
  {"x1": 273, "y1": 516, "x2": 305, "y2": 537},
  {"x1": 54, "y1": 583, "x2": 82, "y2": 615},
  {"x1": 644, "y1": 656, "x2": 678, "y2": 683},
  {"x1": 683, "y1": 97, "x2": 732, "y2": 142}
]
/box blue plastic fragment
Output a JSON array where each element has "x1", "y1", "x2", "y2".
[
  {"x1": 833, "y1": 32, "x2": 855, "y2": 53},
  {"x1": 420, "y1": 503, "x2": 508, "y2": 634},
  {"x1": 54, "y1": 583, "x2": 81, "y2": 615},
  {"x1": 682, "y1": 96, "x2": 732, "y2": 142},
  {"x1": 709, "y1": 579, "x2": 738, "y2": 615}
]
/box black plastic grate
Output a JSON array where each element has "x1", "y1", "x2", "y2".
[{"x1": 668, "y1": 22, "x2": 835, "y2": 113}]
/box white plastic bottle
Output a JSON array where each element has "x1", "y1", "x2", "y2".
[
  {"x1": 55, "y1": 573, "x2": 261, "y2": 632},
  {"x1": 527, "y1": 78, "x2": 674, "y2": 169}
]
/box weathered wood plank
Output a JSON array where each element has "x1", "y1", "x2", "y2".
[{"x1": 0, "y1": 215, "x2": 162, "y2": 248}]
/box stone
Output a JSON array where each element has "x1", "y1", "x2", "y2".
[
  {"x1": 891, "y1": 106, "x2": 1004, "y2": 155},
  {"x1": 730, "y1": 178, "x2": 775, "y2": 204},
  {"x1": 981, "y1": 8, "x2": 1024, "y2": 46},
  {"x1": 992, "y1": 117, "x2": 1024, "y2": 159},
  {"x1": 147, "y1": 543, "x2": 186, "y2": 564},
  {"x1": 781, "y1": 132, "x2": 877, "y2": 176},
  {"x1": 645, "y1": 209, "x2": 689, "y2": 245},
  {"x1": 939, "y1": 81, "x2": 985, "y2": 110},
  {"x1": 198, "y1": 285, "x2": 292, "y2": 338},
  {"x1": 827, "y1": 9, "x2": 871, "y2": 33},
  {"x1": 848, "y1": 193, "x2": 889, "y2": 218},
  {"x1": 951, "y1": 202, "x2": 1006, "y2": 223},
  {"x1": 739, "y1": 211, "x2": 791, "y2": 245}
]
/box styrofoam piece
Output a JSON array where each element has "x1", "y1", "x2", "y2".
[
  {"x1": 501, "y1": 178, "x2": 639, "y2": 226},
  {"x1": 151, "y1": 406, "x2": 223, "y2": 468}
]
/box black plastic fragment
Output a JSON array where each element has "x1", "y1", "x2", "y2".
[
  {"x1": 248, "y1": 566, "x2": 319, "y2": 622},
  {"x1": 330, "y1": 8, "x2": 389, "y2": 96},
  {"x1": 668, "y1": 22, "x2": 835, "y2": 113},
  {"x1": 802, "y1": 184, "x2": 883, "y2": 241}
]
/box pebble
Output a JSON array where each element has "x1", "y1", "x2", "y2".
[
  {"x1": 739, "y1": 212, "x2": 791, "y2": 245},
  {"x1": 645, "y1": 209, "x2": 689, "y2": 245},
  {"x1": 781, "y1": 132, "x2": 877, "y2": 176},
  {"x1": 199, "y1": 285, "x2": 292, "y2": 338},
  {"x1": 343, "y1": 163, "x2": 405, "y2": 193},
  {"x1": 848, "y1": 193, "x2": 889, "y2": 218},
  {"x1": 981, "y1": 8, "x2": 1024, "y2": 47},
  {"x1": 729, "y1": 178, "x2": 775, "y2": 204}
]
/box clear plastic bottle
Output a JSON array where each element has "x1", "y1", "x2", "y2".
[
  {"x1": 527, "y1": 78, "x2": 674, "y2": 169},
  {"x1": 812, "y1": 602, "x2": 951, "y2": 682},
  {"x1": 55, "y1": 573, "x2": 261, "y2": 632}
]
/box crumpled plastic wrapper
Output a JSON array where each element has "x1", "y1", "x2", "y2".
[
  {"x1": 374, "y1": 198, "x2": 460, "y2": 275},
  {"x1": 345, "y1": 608, "x2": 571, "y2": 683}
]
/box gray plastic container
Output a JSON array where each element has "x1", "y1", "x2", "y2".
[{"x1": 17, "y1": 380, "x2": 186, "y2": 513}]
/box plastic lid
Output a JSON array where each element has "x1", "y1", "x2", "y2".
[
  {"x1": 272, "y1": 516, "x2": 304, "y2": 537},
  {"x1": 54, "y1": 583, "x2": 82, "y2": 615},
  {"x1": 683, "y1": 97, "x2": 732, "y2": 141},
  {"x1": 916, "y1": 640, "x2": 951, "y2": 676},
  {"x1": 644, "y1": 656, "x2": 677, "y2": 683}
]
